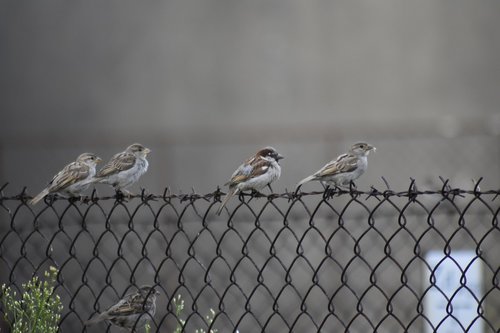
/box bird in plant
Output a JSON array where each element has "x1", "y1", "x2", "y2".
[{"x1": 85, "y1": 286, "x2": 160, "y2": 331}]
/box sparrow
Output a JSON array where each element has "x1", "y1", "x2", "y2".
[
  {"x1": 85, "y1": 286, "x2": 160, "y2": 331},
  {"x1": 29, "y1": 153, "x2": 102, "y2": 205},
  {"x1": 93, "y1": 143, "x2": 151, "y2": 195},
  {"x1": 296, "y1": 142, "x2": 375, "y2": 190},
  {"x1": 216, "y1": 146, "x2": 284, "y2": 215}
]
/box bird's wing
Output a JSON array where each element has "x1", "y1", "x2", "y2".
[
  {"x1": 106, "y1": 293, "x2": 148, "y2": 317},
  {"x1": 226, "y1": 158, "x2": 271, "y2": 186},
  {"x1": 48, "y1": 162, "x2": 91, "y2": 192},
  {"x1": 97, "y1": 152, "x2": 136, "y2": 177},
  {"x1": 316, "y1": 153, "x2": 358, "y2": 177}
]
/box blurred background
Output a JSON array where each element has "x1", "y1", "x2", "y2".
[
  {"x1": 1, "y1": 1, "x2": 500, "y2": 332},
  {"x1": 1, "y1": 0, "x2": 499, "y2": 195}
]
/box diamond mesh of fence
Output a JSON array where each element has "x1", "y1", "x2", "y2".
[{"x1": 0, "y1": 180, "x2": 499, "y2": 333}]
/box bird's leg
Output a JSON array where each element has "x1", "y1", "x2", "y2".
[
  {"x1": 116, "y1": 187, "x2": 134, "y2": 199},
  {"x1": 323, "y1": 185, "x2": 339, "y2": 200},
  {"x1": 54, "y1": 193, "x2": 64, "y2": 201},
  {"x1": 238, "y1": 191, "x2": 246, "y2": 202},
  {"x1": 68, "y1": 196, "x2": 79, "y2": 204},
  {"x1": 122, "y1": 189, "x2": 134, "y2": 198},
  {"x1": 348, "y1": 181, "x2": 357, "y2": 192},
  {"x1": 79, "y1": 194, "x2": 91, "y2": 204},
  {"x1": 247, "y1": 190, "x2": 258, "y2": 203},
  {"x1": 251, "y1": 189, "x2": 262, "y2": 196},
  {"x1": 114, "y1": 189, "x2": 125, "y2": 201}
]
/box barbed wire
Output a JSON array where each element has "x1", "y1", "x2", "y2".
[{"x1": 1, "y1": 177, "x2": 499, "y2": 204}]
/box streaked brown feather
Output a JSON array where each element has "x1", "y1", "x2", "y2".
[
  {"x1": 227, "y1": 159, "x2": 271, "y2": 187},
  {"x1": 108, "y1": 296, "x2": 144, "y2": 316},
  {"x1": 97, "y1": 152, "x2": 136, "y2": 177},
  {"x1": 48, "y1": 162, "x2": 91, "y2": 192},
  {"x1": 317, "y1": 154, "x2": 358, "y2": 177}
]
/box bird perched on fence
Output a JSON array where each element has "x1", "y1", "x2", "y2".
[
  {"x1": 29, "y1": 153, "x2": 102, "y2": 205},
  {"x1": 93, "y1": 143, "x2": 151, "y2": 195},
  {"x1": 216, "y1": 146, "x2": 284, "y2": 215},
  {"x1": 85, "y1": 286, "x2": 160, "y2": 331},
  {"x1": 296, "y1": 142, "x2": 375, "y2": 190}
]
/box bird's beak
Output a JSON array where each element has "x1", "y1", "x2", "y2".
[
  {"x1": 276, "y1": 154, "x2": 284, "y2": 161},
  {"x1": 96, "y1": 157, "x2": 103, "y2": 163},
  {"x1": 370, "y1": 146, "x2": 376, "y2": 152},
  {"x1": 144, "y1": 148, "x2": 151, "y2": 154}
]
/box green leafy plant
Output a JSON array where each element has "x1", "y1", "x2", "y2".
[
  {"x1": 172, "y1": 294, "x2": 218, "y2": 333},
  {"x1": 1, "y1": 266, "x2": 63, "y2": 333}
]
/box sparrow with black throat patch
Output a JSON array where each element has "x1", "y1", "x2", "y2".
[
  {"x1": 93, "y1": 143, "x2": 151, "y2": 195},
  {"x1": 85, "y1": 285, "x2": 160, "y2": 332},
  {"x1": 29, "y1": 153, "x2": 102, "y2": 205},
  {"x1": 296, "y1": 142, "x2": 375, "y2": 190},
  {"x1": 216, "y1": 147, "x2": 284, "y2": 215}
]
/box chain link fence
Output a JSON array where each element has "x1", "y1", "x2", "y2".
[{"x1": 0, "y1": 180, "x2": 499, "y2": 332}]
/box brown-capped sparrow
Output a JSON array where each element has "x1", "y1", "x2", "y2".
[
  {"x1": 216, "y1": 146, "x2": 284, "y2": 215},
  {"x1": 296, "y1": 142, "x2": 375, "y2": 190},
  {"x1": 29, "y1": 153, "x2": 102, "y2": 205},
  {"x1": 85, "y1": 286, "x2": 160, "y2": 331},
  {"x1": 93, "y1": 143, "x2": 151, "y2": 195}
]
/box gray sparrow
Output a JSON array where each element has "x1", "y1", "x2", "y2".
[
  {"x1": 296, "y1": 142, "x2": 375, "y2": 190},
  {"x1": 85, "y1": 286, "x2": 160, "y2": 331},
  {"x1": 93, "y1": 143, "x2": 151, "y2": 195},
  {"x1": 29, "y1": 153, "x2": 102, "y2": 205}
]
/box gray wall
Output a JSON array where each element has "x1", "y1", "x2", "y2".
[{"x1": 1, "y1": 0, "x2": 499, "y2": 196}]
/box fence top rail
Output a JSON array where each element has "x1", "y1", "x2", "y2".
[{"x1": 1, "y1": 177, "x2": 499, "y2": 204}]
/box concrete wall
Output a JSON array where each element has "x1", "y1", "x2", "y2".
[{"x1": 1, "y1": 0, "x2": 499, "y2": 195}]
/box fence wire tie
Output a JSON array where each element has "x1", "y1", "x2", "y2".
[
  {"x1": 113, "y1": 190, "x2": 129, "y2": 203},
  {"x1": 16, "y1": 186, "x2": 28, "y2": 204},
  {"x1": 322, "y1": 186, "x2": 334, "y2": 200},
  {"x1": 213, "y1": 187, "x2": 223, "y2": 203},
  {"x1": 283, "y1": 189, "x2": 295, "y2": 202},
  {"x1": 492, "y1": 190, "x2": 500, "y2": 202},
  {"x1": 162, "y1": 187, "x2": 172, "y2": 203},
  {"x1": 407, "y1": 178, "x2": 418, "y2": 202},
  {"x1": 473, "y1": 177, "x2": 483, "y2": 197},
  {"x1": 0, "y1": 182, "x2": 9, "y2": 204},
  {"x1": 366, "y1": 186, "x2": 382, "y2": 201}
]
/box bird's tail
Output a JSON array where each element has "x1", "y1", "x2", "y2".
[
  {"x1": 216, "y1": 188, "x2": 238, "y2": 215},
  {"x1": 295, "y1": 175, "x2": 316, "y2": 191},
  {"x1": 29, "y1": 189, "x2": 50, "y2": 205},
  {"x1": 84, "y1": 314, "x2": 104, "y2": 326}
]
